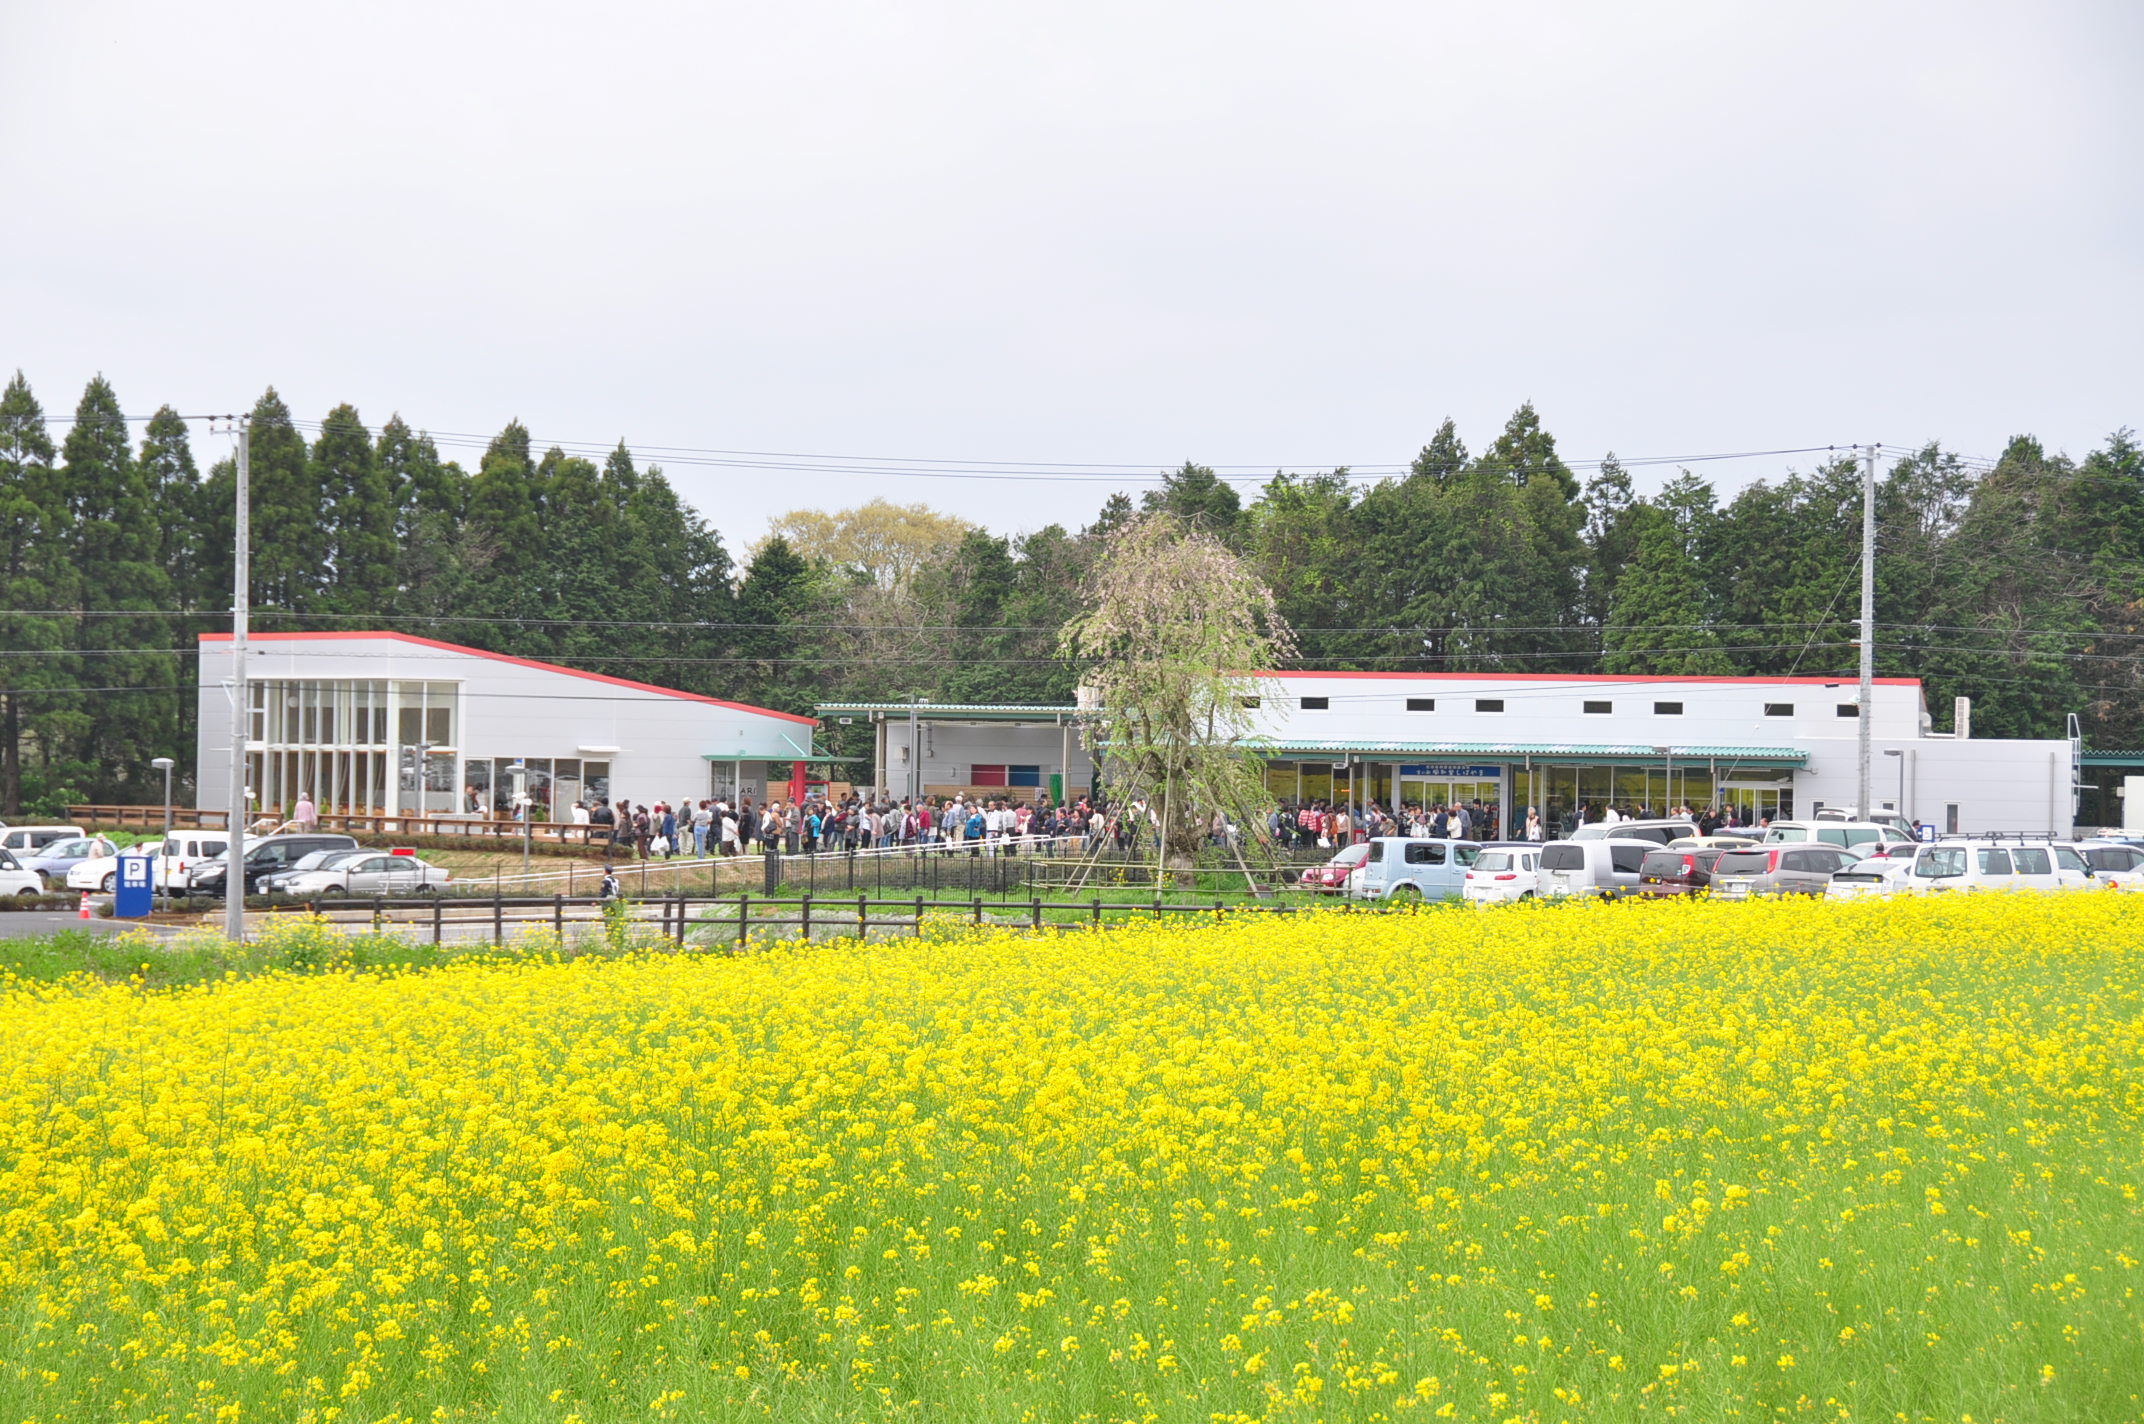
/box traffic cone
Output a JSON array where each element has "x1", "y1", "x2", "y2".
[{"x1": 78, "y1": 891, "x2": 92, "y2": 920}]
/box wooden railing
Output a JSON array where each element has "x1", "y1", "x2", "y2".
[{"x1": 67, "y1": 804, "x2": 610, "y2": 845}]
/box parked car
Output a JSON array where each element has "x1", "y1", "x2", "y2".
[
  {"x1": 2077, "y1": 839, "x2": 2144, "y2": 889},
  {"x1": 1811, "y1": 806, "x2": 1919, "y2": 838},
  {"x1": 67, "y1": 841, "x2": 162, "y2": 893},
  {"x1": 1899, "y1": 841, "x2": 2067, "y2": 894},
  {"x1": 1826, "y1": 855, "x2": 1917, "y2": 900},
  {"x1": 1300, "y1": 842, "x2": 1370, "y2": 895},
  {"x1": 191, "y1": 833, "x2": 361, "y2": 897},
  {"x1": 1350, "y1": 837, "x2": 1485, "y2": 901},
  {"x1": 1709, "y1": 844, "x2": 1863, "y2": 899},
  {"x1": 0, "y1": 824, "x2": 86, "y2": 856},
  {"x1": 1634, "y1": 843, "x2": 1742, "y2": 898},
  {"x1": 19, "y1": 835, "x2": 120, "y2": 889},
  {"x1": 1538, "y1": 838, "x2": 1656, "y2": 900},
  {"x1": 277, "y1": 851, "x2": 451, "y2": 897},
  {"x1": 1762, "y1": 820, "x2": 1918, "y2": 852},
  {"x1": 1462, "y1": 846, "x2": 1542, "y2": 904},
  {"x1": 148, "y1": 830, "x2": 232, "y2": 892},
  {"x1": 1570, "y1": 819, "x2": 1700, "y2": 846},
  {"x1": 0, "y1": 847, "x2": 43, "y2": 898},
  {"x1": 257, "y1": 849, "x2": 374, "y2": 895}
]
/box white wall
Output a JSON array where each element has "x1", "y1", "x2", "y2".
[
  {"x1": 1247, "y1": 672, "x2": 1926, "y2": 746},
  {"x1": 1795, "y1": 737, "x2": 2075, "y2": 835},
  {"x1": 882, "y1": 718, "x2": 1093, "y2": 797},
  {"x1": 196, "y1": 635, "x2": 816, "y2": 812}
]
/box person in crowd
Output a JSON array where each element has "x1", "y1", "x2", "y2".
[{"x1": 293, "y1": 791, "x2": 318, "y2": 829}]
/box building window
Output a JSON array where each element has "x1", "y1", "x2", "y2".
[
  {"x1": 1300, "y1": 696, "x2": 1329, "y2": 711},
  {"x1": 1583, "y1": 700, "x2": 1612, "y2": 715},
  {"x1": 1406, "y1": 697, "x2": 1436, "y2": 712},
  {"x1": 1837, "y1": 703, "x2": 1860, "y2": 718},
  {"x1": 971, "y1": 764, "x2": 1007, "y2": 786},
  {"x1": 1654, "y1": 701, "x2": 1683, "y2": 715},
  {"x1": 1475, "y1": 698, "x2": 1505, "y2": 713},
  {"x1": 1764, "y1": 702, "x2": 1794, "y2": 717}
]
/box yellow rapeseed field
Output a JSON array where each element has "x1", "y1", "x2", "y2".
[{"x1": 1, "y1": 894, "x2": 2140, "y2": 1423}]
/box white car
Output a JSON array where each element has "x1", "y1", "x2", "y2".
[
  {"x1": 0, "y1": 847, "x2": 43, "y2": 899},
  {"x1": 278, "y1": 851, "x2": 451, "y2": 897},
  {"x1": 2077, "y1": 840, "x2": 2144, "y2": 890},
  {"x1": 68, "y1": 841, "x2": 162, "y2": 893},
  {"x1": 1899, "y1": 841, "x2": 2068, "y2": 894},
  {"x1": 1462, "y1": 847, "x2": 1541, "y2": 904},
  {"x1": 1825, "y1": 855, "x2": 1915, "y2": 900}
]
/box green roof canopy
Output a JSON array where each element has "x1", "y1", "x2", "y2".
[
  {"x1": 816, "y1": 702, "x2": 1079, "y2": 723},
  {"x1": 1254, "y1": 738, "x2": 1808, "y2": 767}
]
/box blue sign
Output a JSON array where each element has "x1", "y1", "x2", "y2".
[
  {"x1": 1396, "y1": 764, "x2": 1504, "y2": 779},
  {"x1": 114, "y1": 854, "x2": 155, "y2": 919}
]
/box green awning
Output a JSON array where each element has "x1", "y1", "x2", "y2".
[
  {"x1": 2081, "y1": 749, "x2": 2144, "y2": 767},
  {"x1": 1252, "y1": 739, "x2": 1808, "y2": 767},
  {"x1": 816, "y1": 701, "x2": 1079, "y2": 723}
]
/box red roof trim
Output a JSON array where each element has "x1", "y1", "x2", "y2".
[
  {"x1": 197, "y1": 630, "x2": 819, "y2": 725},
  {"x1": 1253, "y1": 669, "x2": 1922, "y2": 688}
]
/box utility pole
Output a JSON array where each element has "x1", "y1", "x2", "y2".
[
  {"x1": 1857, "y1": 443, "x2": 1876, "y2": 820},
  {"x1": 224, "y1": 418, "x2": 251, "y2": 944},
  {"x1": 908, "y1": 697, "x2": 921, "y2": 807}
]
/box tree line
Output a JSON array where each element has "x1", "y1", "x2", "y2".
[{"x1": 1, "y1": 371, "x2": 2138, "y2": 814}]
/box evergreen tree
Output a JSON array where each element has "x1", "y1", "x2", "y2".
[
  {"x1": 1142, "y1": 461, "x2": 1242, "y2": 541},
  {"x1": 1245, "y1": 470, "x2": 1357, "y2": 664},
  {"x1": 313, "y1": 405, "x2": 397, "y2": 617},
  {"x1": 1601, "y1": 506, "x2": 1735, "y2": 674},
  {"x1": 0, "y1": 374, "x2": 75, "y2": 814},
  {"x1": 1581, "y1": 454, "x2": 1640, "y2": 626},
  {"x1": 63, "y1": 377, "x2": 175, "y2": 794},
  {"x1": 244, "y1": 389, "x2": 323, "y2": 623},
  {"x1": 465, "y1": 420, "x2": 545, "y2": 641},
  {"x1": 730, "y1": 536, "x2": 826, "y2": 715},
  {"x1": 1409, "y1": 418, "x2": 1468, "y2": 484}
]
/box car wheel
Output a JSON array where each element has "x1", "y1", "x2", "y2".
[
  {"x1": 101, "y1": 873, "x2": 117, "y2": 893},
  {"x1": 16, "y1": 887, "x2": 36, "y2": 899},
  {"x1": 415, "y1": 881, "x2": 440, "y2": 895},
  {"x1": 319, "y1": 886, "x2": 345, "y2": 898},
  {"x1": 1388, "y1": 884, "x2": 1421, "y2": 902},
  {"x1": 1519, "y1": 890, "x2": 1534, "y2": 901}
]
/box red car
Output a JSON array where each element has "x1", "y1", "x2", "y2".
[{"x1": 1301, "y1": 841, "x2": 1370, "y2": 894}]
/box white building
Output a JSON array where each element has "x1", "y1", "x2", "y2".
[
  {"x1": 825, "y1": 670, "x2": 2076, "y2": 835},
  {"x1": 197, "y1": 632, "x2": 826, "y2": 820}
]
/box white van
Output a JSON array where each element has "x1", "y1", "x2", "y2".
[
  {"x1": 151, "y1": 830, "x2": 231, "y2": 892},
  {"x1": 0, "y1": 824, "x2": 84, "y2": 856},
  {"x1": 1462, "y1": 847, "x2": 1542, "y2": 904},
  {"x1": 1902, "y1": 841, "x2": 2067, "y2": 894},
  {"x1": 1571, "y1": 819, "x2": 1698, "y2": 846},
  {"x1": 1763, "y1": 820, "x2": 1918, "y2": 852},
  {"x1": 1538, "y1": 838, "x2": 1656, "y2": 900},
  {"x1": 1350, "y1": 837, "x2": 1484, "y2": 901}
]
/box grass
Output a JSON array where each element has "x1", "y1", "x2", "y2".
[{"x1": 6, "y1": 896, "x2": 2137, "y2": 1421}]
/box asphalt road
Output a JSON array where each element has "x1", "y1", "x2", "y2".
[{"x1": 0, "y1": 910, "x2": 128, "y2": 938}]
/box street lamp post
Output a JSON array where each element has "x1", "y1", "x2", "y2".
[{"x1": 151, "y1": 757, "x2": 175, "y2": 902}]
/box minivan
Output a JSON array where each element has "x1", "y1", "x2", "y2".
[
  {"x1": 1350, "y1": 837, "x2": 1484, "y2": 901},
  {"x1": 0, "y1": 824, "x2": 84, "y2": 855},
  {"x1": 1538, "y1": 838, "x2": 1656, "y2": 899},
  {"x1": 1902, "y1": 841, "x2": 2067, "y2": 894},
  {"x1": 1711, "y1": 844, "x2": 1865, "y2": 898},
  {"x1": 149, "y1": 830, "x2": 231, "y2": 892},
  {"x1": 1762, "y1": 820, "x2": 1917, "y2": 852},
  {"x1": 1570, "y1": 819, "x2": 1699, "y2": 846}
]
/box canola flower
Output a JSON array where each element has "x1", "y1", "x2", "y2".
[{"x1": 0, "y1": 895, "x2": 2140, "y2": 1422}]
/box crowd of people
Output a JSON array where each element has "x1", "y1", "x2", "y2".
[{"x1": 509, "y1": 785, "x2": 1775, "y2": 863}]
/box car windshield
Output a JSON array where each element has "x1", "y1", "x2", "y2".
[
  {"x1": 1474, "y1": 851, "x2": 1512, "y2": 871},
  {"x1": 1331, "y1": 843, "x2": 1369, "y2": 867},
  {"x1": 1844, "y1": 858, "x2": 1890, "y2": 875},
  {"x1": 1714, "y1": 850, "x2": 1771, "y2": 874},
  {"x1": 1639, "y1": 850, "x2": 1685, "y2": 875},
  {"x1": 1764, "y1": 826, "x2": 1809, "y2": 843}
]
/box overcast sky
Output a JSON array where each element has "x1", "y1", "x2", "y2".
[{"x1": 6, "y1": 1, "x2": 2139, "y2": 544}]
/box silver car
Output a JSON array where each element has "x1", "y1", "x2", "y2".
[
  {"x1": 1709, "y1": 844, "x2": 1862, "y2": 899},
  {"x1": 278, "y1": 852, "x2": 452, "y2": 897}
]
